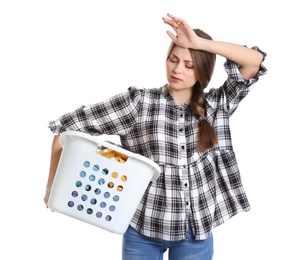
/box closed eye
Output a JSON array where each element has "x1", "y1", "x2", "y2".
[
  {"x1": 186, "y1": 64, "x2": 194, "y2": 69},
  {"x1": 169, "y1": 58, "x2": 178, "y2": 63}
]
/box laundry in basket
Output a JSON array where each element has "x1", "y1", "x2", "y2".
[{"x1": 48, "y1": 131, "x2": 160, "y2": 234}]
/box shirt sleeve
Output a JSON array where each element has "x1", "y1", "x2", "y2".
[
  {"x1": 48, "y1": 86, "x2": 142, "y2": 136},
  {"x1": 205, "y1": 46, "x2": 267, "y2": 117}
]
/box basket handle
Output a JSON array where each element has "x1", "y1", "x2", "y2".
[
  {"x1": 59, "y1": 131, "x2": 160, "y2": 179},
  {"x1": 97, "y1": 146, "x2": 128, "y2": 163}
]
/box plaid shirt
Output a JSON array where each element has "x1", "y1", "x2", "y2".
[{"x1": 49, "y1": 46, "x2": 267, "y2": 241}]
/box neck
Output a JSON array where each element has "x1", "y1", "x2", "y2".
[{"x1": 167, "y1": 85, "x2": 192, "y2": 105}]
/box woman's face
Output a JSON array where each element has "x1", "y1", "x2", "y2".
[{"x1": 166, "y1": 45, "x2": 198, "y2": 92}]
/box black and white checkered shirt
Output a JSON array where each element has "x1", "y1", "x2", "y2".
[{"x1": 49, "y1": 46, "x2": 267, "y2": 241}]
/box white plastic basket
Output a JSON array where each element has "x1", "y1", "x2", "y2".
[{"x1": 48, "y1": 131, "x2": 160, "y2": 234}]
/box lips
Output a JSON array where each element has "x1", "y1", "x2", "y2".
[{"x1": 171, "y1": 76, "x2": 182, "y2": 83}]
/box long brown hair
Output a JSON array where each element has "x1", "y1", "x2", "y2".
[{"x1": 166, "y1": 29, "x2": 218, "y2": 151}]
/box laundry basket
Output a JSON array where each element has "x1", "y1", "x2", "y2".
[{"x1": 48, "y1": 131, "x2": 160, "y2": 234}]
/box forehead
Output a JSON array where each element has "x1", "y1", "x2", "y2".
[{"x1": 170, "y1": 46, "x2": 192, "y2": 60}]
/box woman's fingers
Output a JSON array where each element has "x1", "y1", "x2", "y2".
[
  {"x1": 165, "y1": 30, "x2": 177, "y2": 41},
  {"x1": 163, "y1": 13, "x2": 188, "y2": 32},
  {"x1": 167, "y1": 13, "x2": 186, "y2": 27}
]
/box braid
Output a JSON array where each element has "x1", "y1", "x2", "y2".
[
  {"x1": 191, "y1": 82, "x2": 218, "y2": 151},
  {"x1": 191, "y1": 83, "x2": 205, "y2": 116}
]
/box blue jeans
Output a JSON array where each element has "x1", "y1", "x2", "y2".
[{"x1": 122, "y1": 225, "x2": 214, "y2": 260}]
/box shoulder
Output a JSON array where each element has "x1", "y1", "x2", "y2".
[{"x1": 128, "y1": 85, "x2": 165, "y2": 99}]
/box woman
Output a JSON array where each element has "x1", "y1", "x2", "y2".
[{"x1": 44, "y1": 13, "x2": 267, "y2": 259}]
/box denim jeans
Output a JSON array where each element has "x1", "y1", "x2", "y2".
[{"x1": 122, "y1": 225, "x2": 214, "y2": 260}]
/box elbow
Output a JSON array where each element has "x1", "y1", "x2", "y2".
[
  {"x1": 255, "y1": 50, "x2": 264, "y2": 68},
  {"x1": 241, "y1": 51, "x2": 264, "y2": 80}
]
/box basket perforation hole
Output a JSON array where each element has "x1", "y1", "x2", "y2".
[
  {"x1": 107, "y1": 182, "x2": 114, "y2": 188},
  {"x1": 105, "y1": 215, "x2": 112, "y2": 221},
  {"x1": 75, "y1": 181, "x2": 82, "y2": 188},
  {"x1": 89, "y1": 175, "x2": 95, "y2": 181},
  {"x1": 113, "y1": 195, "x2": 120, "y2": 202},
  {"x1": 100, "y1": 202, "x2": 106, "y2": 208},
  {"x1": 98, "y1": 178, "x2": 105, "y2": 185},
  {"x1": 79, "y1": 171, "x2": 86, "y2": 178},
  {"x1": 102, "y1": 168, "x2": 109, "y2": 175},
  {"x1": 71, "y1": 191, "x2": 78, "y2": 197},
  {"x1": 85, "y1": 185, "x2": 91, "y2": 191},
  {"x1": 120, "y1": 175, "x2": 127, "y2": 182},
  {"x1": 94, "y1": 188, "x2": 101, "y2": 195},
  {"x1": 68, "y1": 201, "x2": 74, "y2": 207},
  {"x1": 111, "y1": 172, "x2": 118, "y2": 178},
  {"x1": 77, "y1": 205, "x2": 84, "y2": 211},
  {"x1": 104, "y1": 192, "x2": 110, "y2": 198},
  {"x1": 83, "y1": 161, "x2": 90, "y2": 168},
  {"x1": 93, "y1": 165, "x2": 100, "y2": 171},
  {"x1": 96, "y1": 212, "x2": 102, "y2": 218},
  {"x1": 81, "y1": 194, "x2": 88, "y2": 201},
  {"x1": 86, "y1": 208, "x2": 93, "y2": 215},
  {"x1": 117, "y1": 185, "x2": 123, "y2": 192},
  {"x1": 109, "y1": 205, "x2": 116, "y2": 212},
  {"x1": 90, "y1": 198, "x2": 97, "y2": 205}
]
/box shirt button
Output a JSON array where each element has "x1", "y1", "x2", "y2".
[
  {"x1": 179, "y1": 128, "x2": 183, "y2": 132},
  {"x1": 184, "y1": 182, "x2": 188, "y2": 187},
  {"x1": 180, "y1": 114, "x2": 183, "y2": 117},
  {"x1": 183, "y1": 165, "x2": 187, "y2": 168},
  {"x1": 186, "y1": 201, "x2": 190, "y2": 206},
  {"x1": 181, "y1": 145, "x2": 185, "y2": 150}
]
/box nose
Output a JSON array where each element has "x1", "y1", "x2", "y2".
[{"x1": 173, "y1": 62, "x2": 182, "y2": 74}]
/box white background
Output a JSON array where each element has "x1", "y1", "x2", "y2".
[{"x1": 1, "y1": 0, "x2": 288, "y2": 259}]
